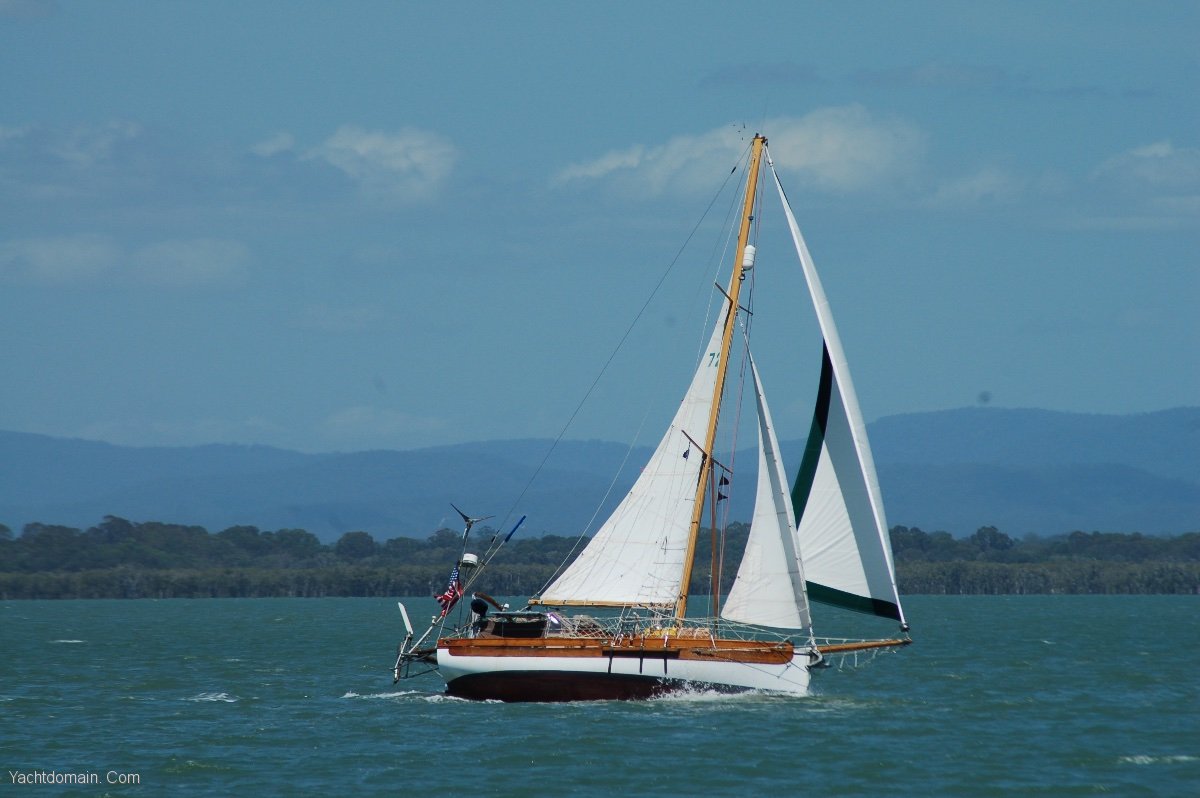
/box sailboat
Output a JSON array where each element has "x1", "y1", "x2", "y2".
[{"x1": 393, "y1": 134, "x2": 910, "y2": 701}]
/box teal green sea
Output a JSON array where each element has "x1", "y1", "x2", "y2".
[{"x1": 2, "y1": 596, "x2": 1197, "y2": 796}]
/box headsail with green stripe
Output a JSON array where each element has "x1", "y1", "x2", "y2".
[{"x1": 767, "y1": 149, "x2": 907, "y2": 628}]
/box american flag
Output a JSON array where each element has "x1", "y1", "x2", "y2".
[{"x1": 435, "y1": 563, "x2": 463, "y2": 616}]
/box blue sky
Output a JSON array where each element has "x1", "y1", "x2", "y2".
[{"x1": 2, "y1": 1, "x2": 1197, "y2": 453}]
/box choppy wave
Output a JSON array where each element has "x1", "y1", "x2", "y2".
[
  {"x1": 647, "y1": 685, "x2": 812, "y2": 705},
  {"x1": 649, "y1": 688, "x2": 766, "y2": 704},
  {"x1": 340, "y1": 690, "x2": 421, "y2": 700},
  {"x1": 163, "y1": 759, "x2": 236, "y2": 774},
  {"x1": 184, "y1": 692, "x2": 238, "y2": 703},
  {"x1": 422, "y1": 693, "x2": 472, "y2": 703},
  {"x1": 339, "y1": 688, "x2": 466, "y2": 703},
  {"x1": 6, "y1": 596, "x2": 1198, "y2": 796}
]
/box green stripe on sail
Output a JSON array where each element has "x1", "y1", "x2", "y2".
[
  {"x1": 806, "y1": 581, "x2": 902, "y2": 621},
  {"x1": 794, "y1": 344, "x2": 902, "y2": 623},
  {"x1": 790, "y1": 343, "x2": 833, "y2": 515}
]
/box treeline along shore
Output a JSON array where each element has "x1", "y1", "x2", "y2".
[{"x1": 1, "y1": 516, "x2": 1197, "y2": 600}]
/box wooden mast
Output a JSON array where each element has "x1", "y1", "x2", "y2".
[{"x1": 675, "y1": 134, "x2": 765, "y2": 622}]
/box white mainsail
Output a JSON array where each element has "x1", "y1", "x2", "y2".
[
  {"x1": 767, "y1": 151, "x2": 906, "y2": 625},
  {"x1": 721, "y1": 357, "x2": 812, "y2": 630},
  {"x1": 535, "y1": 310, "x2": 730, "y2": 607}
]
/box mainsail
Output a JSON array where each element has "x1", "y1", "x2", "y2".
[
  {"x1": 721, "y1": 357, "x2": 812, "y2": 630},
  {"x1": 767, "y1": 151, "x2": 907, "y2": 625},
  {"x1": 534, "y1": 311, "x2": 730, "y2": 607}
]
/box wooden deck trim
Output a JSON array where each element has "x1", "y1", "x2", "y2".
[{"x1": 441, "y1": 634, "x2": 796, "y2": 665}]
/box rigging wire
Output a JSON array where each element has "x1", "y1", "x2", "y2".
[{"x1": 478, "y1": 141, "x2": 756, "y2": 578}]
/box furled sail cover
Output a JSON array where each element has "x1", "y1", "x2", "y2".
[
  {"x1": 721, "y1": 357, "x2": 812, "y2": 630},
  {"x1": 767, "y1": 153, "x2": 906, "y2": 624},
  {"x1": 535, "y1": 312, "x2": 728, "y2": 607}
]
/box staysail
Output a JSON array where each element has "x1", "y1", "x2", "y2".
[
  {"x1": 534, "y1": 311, "x2": 730, "y2": 607},
  {"x1": 721, "y1": 356, "x2": 812, "y2": 630},
  {"x1": 766, "y1": 150, "x2": 906, "y2": 625}
]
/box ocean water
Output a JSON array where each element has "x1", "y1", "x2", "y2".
[{"x1": 2, "y1": 595, "x2": 1196, "y2": 796}]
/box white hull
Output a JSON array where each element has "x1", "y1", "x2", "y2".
[{"x1": 437, "y1": 646, "x2": 812, "y2": 701}]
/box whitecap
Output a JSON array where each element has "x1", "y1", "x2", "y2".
[
  {"x1": 51, "y1": 639, "x2": 85, "y2": 644},
  {"x1": 185, "y1": 692, "x2": 238, "y2": 703},
  {"x1": 650, "y1": 686, "x2": 806, "y2": 705},
  {"x1": 423, "y1": 693, "x2": 471, "y2": 703},
  {"x1": 342, "y1": 690, "x2": 421, "y2": 700},
  {"x1": 650, "y1": 688, "x2": 747, "y2": 704},
  {"x1": 1119, "y1": 754, "x2": 1198, "y2": 765}
]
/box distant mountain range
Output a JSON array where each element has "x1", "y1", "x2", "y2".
[{"x1": 1, "y1": 407, "x2": 1197, "y2": 542}]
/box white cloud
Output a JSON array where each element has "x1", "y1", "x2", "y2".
[
  {"x1": 1080, "y1": 141, "x2": 1200, "y2": 229},
  {"x1": 554, "y1": 131, "x2": 741, "y2": 196},
  {"x1": 1093, "y1": 141, "x2": 1200, "y2": 189},
  {"x1": 0, "y1": 236, "x2": 251, "y2": 288},
  {"x1": 251, "y1": 132, "x2": 295, "y2": 157},
  {"x1": 766, "y1": 107, "x2": 925, "y2": 192},
  {"x1": 555, "y1": 145, "x2": 647, "y2": 183},
  {"x1": 927, "y1": 167, "x2": 1026, "y2": 208},
  {"x1": 554, "y1": 107, "x2": 924, "y2": 196},
  {"x1": 48, "y1": 120, "x2": 142, "y2": 167},
  {"x1": 131, "y1": 239, "x2": 251, "y2": 288},
  {"x1": 0, "y1": 235, "x2": 118, "y2": 284},
  {"x1": 0, "y1": 120, "x2": 154, "y2": 202},
  {"x1": 304, "y1": 126, "x2": 457, "y2": 202},
  {"x1": 0, "y1": 124, "x2": 32, "y2": 143}
]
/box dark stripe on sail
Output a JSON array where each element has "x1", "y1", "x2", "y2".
[
  {"x1": 806, "y1": 581, "x2": 902, "y2": 621},
  {"x1": 791, "y1": 343, "x2": 834, "y2": 515},
  {"x1": 792, "y1": 345, "x2": 901, "y2": 621}
]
